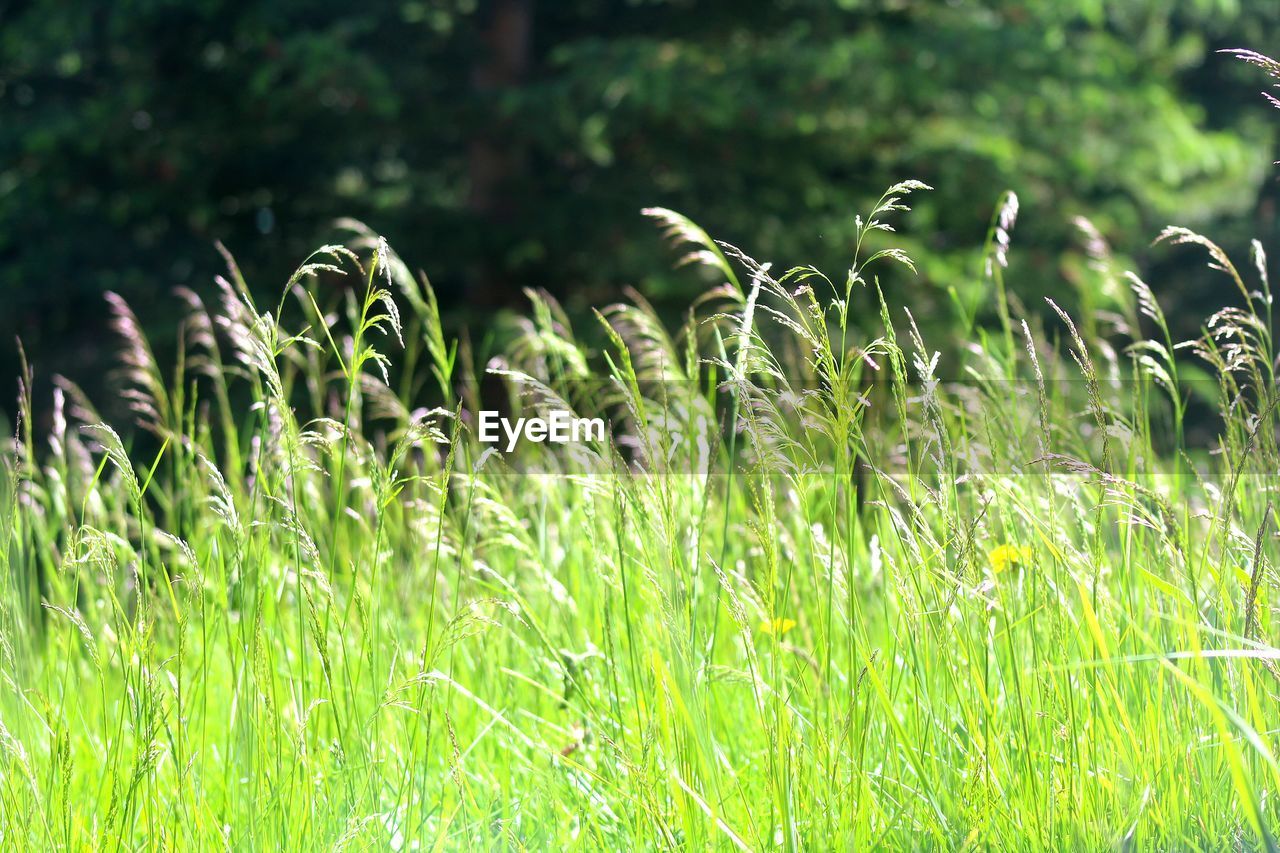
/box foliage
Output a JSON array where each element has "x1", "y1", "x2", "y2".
[{"x1": 2, "y1": 0, "x2": 1279, "y2": 398}]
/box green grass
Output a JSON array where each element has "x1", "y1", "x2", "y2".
[{"x1": 3, "y1": 183, "x2": 1280, "y2": 850}]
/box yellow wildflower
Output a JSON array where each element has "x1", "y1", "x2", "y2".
[
  {"x1": 988, "y1": 543, "x2": 1032, "y2": 574},
  {"x1": 760, "y1": 617, "x2": 796, "y2": 637}
]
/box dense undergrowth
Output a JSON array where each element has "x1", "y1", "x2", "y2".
[{"x1": 2, "y1": 173, "x2": 1280, "y2": 849}]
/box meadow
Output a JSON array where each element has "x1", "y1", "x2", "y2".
[{"x1": 2, "y1": 175, "x2": 1280, "y2": 849}]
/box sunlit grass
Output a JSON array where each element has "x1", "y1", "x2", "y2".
[{"x1": 1, "y1": 182, "x2": 1279, "y2": 849}]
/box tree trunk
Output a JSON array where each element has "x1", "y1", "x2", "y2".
[{"x1": 468, "y1": 0, "x2": 533, "y2": 305}]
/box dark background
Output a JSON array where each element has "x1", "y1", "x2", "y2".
[{"x1": 3, "y1": 0, "x2": 1279, "y2": 417}]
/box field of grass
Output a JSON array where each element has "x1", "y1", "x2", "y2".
[{"x1": 2, "y1": 180, "x2": 1280, "y2": 849}]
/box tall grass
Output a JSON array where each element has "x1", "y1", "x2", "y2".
[{"x1": 3, "y1": 169, "x2": 1280, "y2": 848}]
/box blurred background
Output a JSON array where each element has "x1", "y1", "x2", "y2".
[{"x1": 2, "y1": 0, "x2": 1279, "y2": 414}]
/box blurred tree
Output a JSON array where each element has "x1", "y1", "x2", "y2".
[{"x1": 1, "y1": 0, "x2": 1277, "y2": 405}]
